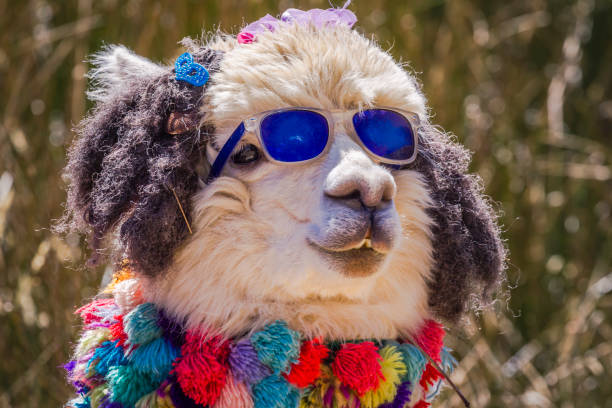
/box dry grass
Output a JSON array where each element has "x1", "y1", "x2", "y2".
[{"x1": 0, "y1": 0, "x2": 610, "y2": 407}]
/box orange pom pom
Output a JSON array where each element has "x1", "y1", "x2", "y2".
[{"x1": 103, "y1": 260, "x2": 135, "y2": 294}]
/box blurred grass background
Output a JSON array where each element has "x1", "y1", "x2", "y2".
[{"x1": 0, "y1": 0, "x2": 611, "y2": 406}]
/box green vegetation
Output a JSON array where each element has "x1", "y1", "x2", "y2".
[{"x1": 0, "y1": 0, "x2": 610, "y2": 406}]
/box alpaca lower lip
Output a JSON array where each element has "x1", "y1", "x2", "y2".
[{"x1": 307, "y1": 240, "x2": 387, "y2": 277}]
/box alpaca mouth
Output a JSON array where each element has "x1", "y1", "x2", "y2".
[{"x1": 307, "y1": 238, "x2": 387, "y2": 277}]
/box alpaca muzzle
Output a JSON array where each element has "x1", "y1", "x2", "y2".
[{"x1": 307, "y1": 145, "x2": 402, "y2": 276}]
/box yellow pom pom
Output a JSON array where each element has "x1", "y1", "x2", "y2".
[
  {"x1": 359, "y1": 346, "x2": 407, "y2": 408},
  {"x1": 75, "y1": 327, "x2": 111, "y2": 358}
]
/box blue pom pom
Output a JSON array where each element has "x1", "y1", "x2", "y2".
[
  {"x1": 397, "y1": 343, "x2": 427, "y2": 384},
  {"x1": 251, "y1": 321, "x2": 300, "y2": 374},
  {"x1": 106, "y1": 365, "x2": 158, "y2": 407},
  {"x1": 88, "y1": 340, "x2": 128, "y2": 376},
  {"x1": 127, "y1": 337, "x2": 180, "y2": 382},
  {"x1": 284, "y1": 386, "x2": 300, "y2": 408},
  {"x1": 252, "y1": 375, "x2": 299, "y2": 408},
  {"x1": 73, "y1": 396, "x2": 90, "y2": 408},
  {"x1": 124, "y1": 303, "x2": 161, "y2": 346},
  {"x1": 440, "y1": 347, "x2": 458, "y2": 373}
]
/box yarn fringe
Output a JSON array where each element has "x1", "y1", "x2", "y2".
[{"x1": 66, "y1": 283, "x2": 452, "y2": 408}]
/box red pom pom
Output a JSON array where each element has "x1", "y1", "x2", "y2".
[
  {"x1": 284, "y1": 338, "x2": 329, "y2": 388},
  {"x1": 331, "y1": 342, "x2": 383, "y2": 396},
  {"x1": 109, "y1": 315, "x2": 128, "y2": 347},
  {"x1": 174, "y1": 331, "x2": 230, "y2": 406},
  {"x1": 75, "y1": 298, "x2": 115, "y2": 325},
  {"x1": 414, "y1": 320, "x2": 445, "y2": 363},
  {"x1": 413, "y1": 400, "x2": 431, "y2": 408},
  {"x1": 419, "y1": 362, "x2": 442, "y2": 388}
]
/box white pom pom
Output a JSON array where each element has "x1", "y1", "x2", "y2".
[{"x1": 113, "y1": 278, "x2": 143, "y2": 313}]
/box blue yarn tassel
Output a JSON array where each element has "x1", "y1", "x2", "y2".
[
  {"x1": 252, "y1": 375, "x2": 299, "y2": 408},
  {"x1": 106, "y1": 365, "x2": 158, "y2": 407},
  {"x1": 251, "y1": 321, "x2": 300, "y2": 374},
  {"x1": 397, "y1": 343, "x2": 427, "y2": 384},
  {"x1": 124, "y1": 303, "x2": 162, "y2": 346},
  {"x1": 127, "y1": 337, "x2": 180, "y2": 382},
  {"x1": 440, "y1": 347, "x2": 458, "y2": 372},
  {"x1": 73, "y1": 396, "x2": 91, "y2": 408},
  {"x1": 88, "y1": 340, "x2": 128, "y2": 376}
]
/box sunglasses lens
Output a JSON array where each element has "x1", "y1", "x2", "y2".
[
  {"x1": 352, "y1": 109, "x2": 416, "y2": 162},
  {"x1": 260, "y1": 110, "x2": 329, "y2": 162}
]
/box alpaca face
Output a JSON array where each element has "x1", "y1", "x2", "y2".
[
  {"x1": 209, "y1": 123, "x2": 402, "y2": 280},
  {"x1": 149, "y1": 26, "x2": 435, "y2": 339}
]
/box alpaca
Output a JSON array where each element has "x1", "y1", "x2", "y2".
[{"x1": 60, "y1": 7, "x2": 505, "y2": 408}]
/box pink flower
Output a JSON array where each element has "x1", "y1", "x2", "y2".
[{"x1": 237, "y1": 4, "x2": 357, "y2": 44}]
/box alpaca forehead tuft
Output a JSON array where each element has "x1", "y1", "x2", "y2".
[{"x1": 204, "y1": 24, "x2": 427, "y2": 138}]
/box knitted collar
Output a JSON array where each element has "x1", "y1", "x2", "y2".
[{"x1": 65, "y1": 266, "x2": 456, "y2": 408}]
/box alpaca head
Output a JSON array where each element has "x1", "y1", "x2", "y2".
[{"x1": 59, "y1": 12, "x2": 505, "y2": 340}]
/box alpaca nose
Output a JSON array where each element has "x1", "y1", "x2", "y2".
[{"x1": 324, "y1": 150, "x2": 397, "y2": 208}]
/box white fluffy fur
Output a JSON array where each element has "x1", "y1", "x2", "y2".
[
  {"x1": 87, "y1": 45, "x2": 167, "y2": 102},
  {"x1": 143, "y1": 24, "x2": 436, "y2": 340}
]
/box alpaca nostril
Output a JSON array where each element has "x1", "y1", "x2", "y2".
[{"x1": 325, "y1": 177, "x2": 395, "y2": 209}]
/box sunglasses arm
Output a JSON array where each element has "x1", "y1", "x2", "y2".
[{"x1": 207, "y1": 122, "x2": 246, "y2": 182}]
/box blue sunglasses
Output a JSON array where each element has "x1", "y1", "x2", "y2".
[{"x1": 209, "y1": 107, "x2": 420, "y2": 180}]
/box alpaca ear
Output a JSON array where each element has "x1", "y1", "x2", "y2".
[{"x1": 87, "y1": 45, "x2": 168, "y2": 103}]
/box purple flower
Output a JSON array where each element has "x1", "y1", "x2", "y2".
[{"x1": 237, "y1": 4, "x2": 357, "y2": 44}]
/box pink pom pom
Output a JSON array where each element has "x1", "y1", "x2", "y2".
[
  {"x1": 331, "y1": 342, "x2": 383, "y2": 396},
  {"x1": 212, "y1": 374, "x2": 253, "y2": 408},
  {"x1": 237, "y1": 32, "x2": 255, "y2": 44},
  {"x1": 174, "y1": 331, "x2": 230, "y2": 406},
  {"x1": 75, "y1": 298, "x2": 115, "y2": 325},
  {"x1": 414, "y1": 320, "x2": 445, "y2": 363},
  {"x1": 109, "y1": 315, "x2": 128, "y2": 347},
  {"x1": 284, "y1": 338, "x2": 329, "y2": 388}
]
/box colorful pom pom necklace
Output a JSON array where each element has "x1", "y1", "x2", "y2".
[{"x1": 65, "y1": 266, "x2": 458, "y2": 408}]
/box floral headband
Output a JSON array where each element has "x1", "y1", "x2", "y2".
[
  {"x1": 237, "y1": 3, "x2": 357, "y2": 44},
  {"x1": 174, "y1": 5, "x2": 357, "y2": 87}
]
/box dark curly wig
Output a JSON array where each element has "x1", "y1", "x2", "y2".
[
  {"x1": 57, "y1": 39, "x2": 505, "y2": 323},
  {"x1": 57, "y1": 42, "x2": 222, "y2": 276},
  {"x1": 414, "y1": 126, "x2": 506, "y2": 320}
]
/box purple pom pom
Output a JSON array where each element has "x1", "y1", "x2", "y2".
[{"x1": 228, "y1": 340, "x2": 271, "y2": 384}]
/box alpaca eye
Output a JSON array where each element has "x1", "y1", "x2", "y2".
[{"x1": 231, "y1": 144, "x2": 261, "y2": 165}]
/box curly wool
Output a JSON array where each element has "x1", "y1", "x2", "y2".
[{"x1": 413, "y1": 125, "x2": 507, "y2": 321}]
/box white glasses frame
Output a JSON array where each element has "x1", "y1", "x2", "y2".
[{"x1": 208, "y1": 106, "x2": 421, "y2": 180}]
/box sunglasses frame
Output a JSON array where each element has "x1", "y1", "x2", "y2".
[{"x1": 209, "y1": 106, "x2": 421, "y2": 180}]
